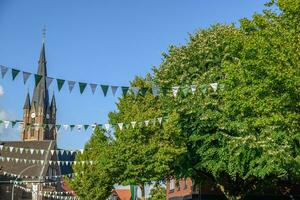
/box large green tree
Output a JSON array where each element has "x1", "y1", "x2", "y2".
[
  {"x1": 108, "y1": 76, "x2": 186, "y2": 199},
  {"x1": 70, "y1": 127, "x2": 115, "y2": 200},
  {"x1": 153, "y1": 1, "x2": 300, "y2": 199}
]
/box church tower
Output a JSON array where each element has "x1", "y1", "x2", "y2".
[{"x1": 22, "y1": 42, "x2": 57, "y2": 141}]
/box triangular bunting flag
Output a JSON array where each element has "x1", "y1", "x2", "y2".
[
  {"x1": 121, "y1": 86, "x2": 129, "y2": 96},
  {"x1": 46, "y1": 77, "x2": 54, "y2": 88},
  {"x1": 89, "y1": 84, "x2": 97, "y2": 94},
  {"x1": 56, "y1": 79, "x2": 65, "y2": 91},
  {"x1": 117, "y1": 123, "x2": 123, "y2": 130},
  {"x1": 191, "y1": 85, "x2": 197, "y2": 94},
  {"x1": 152, "y1": 86, "x2": 159, "y2": 96},
  {"x1": 0, "y1": 65, "x2": 8, "y2": 78},
  {"x1": 104, "y1": 124, "x2": 110, "y2": 131},
  {"x1": 68, "y1": 81, "x2": 76, "y2": 93},
  {"x1": 22, "y1": 72, "x2": 31, "y2": 84},
  {"x1": 140, "y1": 87, "x2": 148, "y2": 96},
  {"x1": 83, "y1": 125, "x2": 89, "y2": 130},
  {"x1": 131, "y1": 87, "x2": 140, "y2": 96},
  {"x1": 79, "y1": 82, "x2": 87, "y2": 94},
  {"x1": 100, "y1": 85, "x2": 109, "y2": 96},
  {"x1": 144, "y1": 120, "x2": 150, "y2": 127},
  {"x1": 55, "y1": 125, "x2": 61, "y2": 131},
  {"x1": 34, "y1": 74, "x2": 43, "y2": 86},
  {"x1": 131, "y1": 121, "x2": 137, "y2": 128},
  {"x1": 172, "y1": 86, "x2": 180, "y2": 97},
  {"x1": 157, "y1": 117, "x2": 163, "y2": 125},
  {"x1": 210, "y1": 83, "x2": 218, "y2": 92},
  {"x1": 111, "y1": 86, "x2": 118, "y2": 96},
  {"x1": 70, "y1": 125, "x2": 75, "y2": 131},
  {"x1": 11, "y1": 69, "x2": 20, "y2": 80},
  {"x1": 63, "y1": 124, "x2": 69, "y2": 130},
  {"x1": 200, "y1": 84, "x2": 208, "y2": 94}
]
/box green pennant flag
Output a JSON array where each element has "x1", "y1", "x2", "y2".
[
  {"x1": 140, "y1": 87, "x2": 148, "y2": 96},
  {"x1": 79, "y1": 82, "x2": 87, "y2": 94},
  {"x1": 182, "y1": 86, "x2": 189, "y2": 97},
  {"x1": 55, "y1": 125, "x2": 61, "y2": 131},
  {"x1": 34, "y1": 74, "x2": 42, "y2": 86},
  {"x1": 161, "y1": 87, "x2": 169, "y2": 96},
  {"x1": 101, "y1": 85, "x2": 109, "y2": 96},
  {"x1": 83, "y1": 125, "x2": 89, "y2": 130},
  {"x1": 56, "y1": 79, "x2": 65, "y2": 91},
  {"x1": 70, "y1": 125, "x2": 75, "y2": 131},
  {"x1": 11, "y1": 69, "x2": 20, "y2": 80},
  {"x1": 11, "y1": 121, "x2": 17, "y2": 128},
  {"x1": 200, "y1": 84, "x2": 208, "y2": 94},
  {"x1": 121, "y1": 86, "x2": 129, "y2": 96}
]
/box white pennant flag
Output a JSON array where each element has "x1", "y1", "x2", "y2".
[
  {"x1": 172, "y1": 86, "x2": 180, "y2": 97},
  {"x1": 91, "y1": 124, "x2": 97, "y2": 131},
  {"x1": 40, "y1": 149, "x2": 44, "y2": 155},
  {"x1": 111, "y1": 86, "x2": 118, "y2": 96},
  {"x1": 30, "y1": 149, "x2": 34, "y2": 154},
  {"x1": 152, "y1": 86, "x2": 159, "y2": 96},
  {"x1": 0, "y1": 145, "x2": 3, "y2": 150},
  {"x1": 46, "y1": 77, "x2": 54, "y2": 88},
  {"x1": 20, "y1": 148, "x2": 24, "y2": 154},
  {"x1": 89, "y1": 84, "x2": 97, "y2": 94},
  {"x1": 50, "y1": 150, "x2": 55, "y2": 155},
  {"x1": 131, "y1": 121, "x2": 137, "y2": 128},
  {"x1": 131, "y1": 87, "x2": 140, "y2": 96},
  {"x1": 104, "y1": 124, "x2": 110, "y2": 131},
  {"x1": 144, "y1": 120, "x2": 150, "y2": 127},
  {"x1": 3, "y1": 121, "x2": 10, "y2": 128},
  {"x1": 117, "y1": 123, "x2": 123, "y2": 130},
  {"x1": 9, "y1": 147, "x2": 14, "y2": 152},
  {"x1": 76, "y1": 125, "x2": 83, "y2": 132},
  {"x1": 210, "y1": 83, "x2": 218, "y2": 92},
  {"x1": 22, "y1": 72, "x2": 31, "y2": 84},
  {"x1": 157, "y1": 117, "x2": 163, "y2": 125},
  {"x1": 68, "y1": 81, "x2": 76, "y2": 93},
  {"x1": 191, "y1": 85, "x2": 197, "y2": 94},
  {"x1": 0, "y1": 65, "x2": 8, "y2": 78},
  {"x1": 63, "y1": 124, "x2": 69, "y2": 130}
]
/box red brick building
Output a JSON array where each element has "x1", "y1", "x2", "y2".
[{"x1": 166, "y1": 178, "x2": 224, "y2": 200}]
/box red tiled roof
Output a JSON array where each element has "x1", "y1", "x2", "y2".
[{"x1": 114, "y1": 189, "x2": 131, "y2": 200}]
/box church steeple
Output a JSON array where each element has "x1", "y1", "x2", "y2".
[
  {"x1": 22, "y1": 37, "x2": 57, "y2": 141},
  {"x1": 32, "y1": 42, "x2": 49, "y2": 108}
]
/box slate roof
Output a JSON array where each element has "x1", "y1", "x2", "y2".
[{"x1": 0, "y1": 141, "x2": 56, "y2": 178}]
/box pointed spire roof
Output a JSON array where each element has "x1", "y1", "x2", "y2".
[
  {"x1": 50, "y1": 93, "x2": 56, "y2": 111},
  {"x1": 23, "y1": 92, "x2": 31, "y2": 109},
  {"x1": 32, "y1": 42, "x2": 49, "y2": 108}
]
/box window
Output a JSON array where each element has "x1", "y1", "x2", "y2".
[
  {"x1": 184, "y1": 178, "x2": 187, "y2": 190},
  {"x1": 169, "y1": 179, "x2": 175, "y2": 192}
]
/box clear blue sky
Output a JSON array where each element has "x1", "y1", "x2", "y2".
[{"x1": 0, "y1": 0, "x2": 268, "y2": 150}]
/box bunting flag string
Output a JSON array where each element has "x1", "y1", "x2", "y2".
[
  {"x1": 0, "y1": 156, "x2": 94, "y2": 166},
  {"x1": 14, "y1": 184, "x2": 79, "y2": 200},
  {"x1": 0, "y1": 144, "x2": 83, "y2": 156},
  {"x1": 2, "y1": 171, "x2": 83, "y2": 180},
  {"x1": 0, "y1": 65, "x2": 221, "y2": 97},
  {"x1": 0, "y1": 116, "x2": 166, "y2": 132}
]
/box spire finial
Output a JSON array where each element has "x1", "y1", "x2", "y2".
[{"x1": 42, "y1": 25, "x2": 46, "y2": 43}]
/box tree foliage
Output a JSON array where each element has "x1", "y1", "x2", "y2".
[
  {"x1": 148, "y1": 184, "x2": 166, "y2": 200},
  {"x1": 70, "y1": 127, "x2": 114, "y2": 200},
  {"x1": 71, "y1": 1, "x2": 300, "y2": 200}
]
